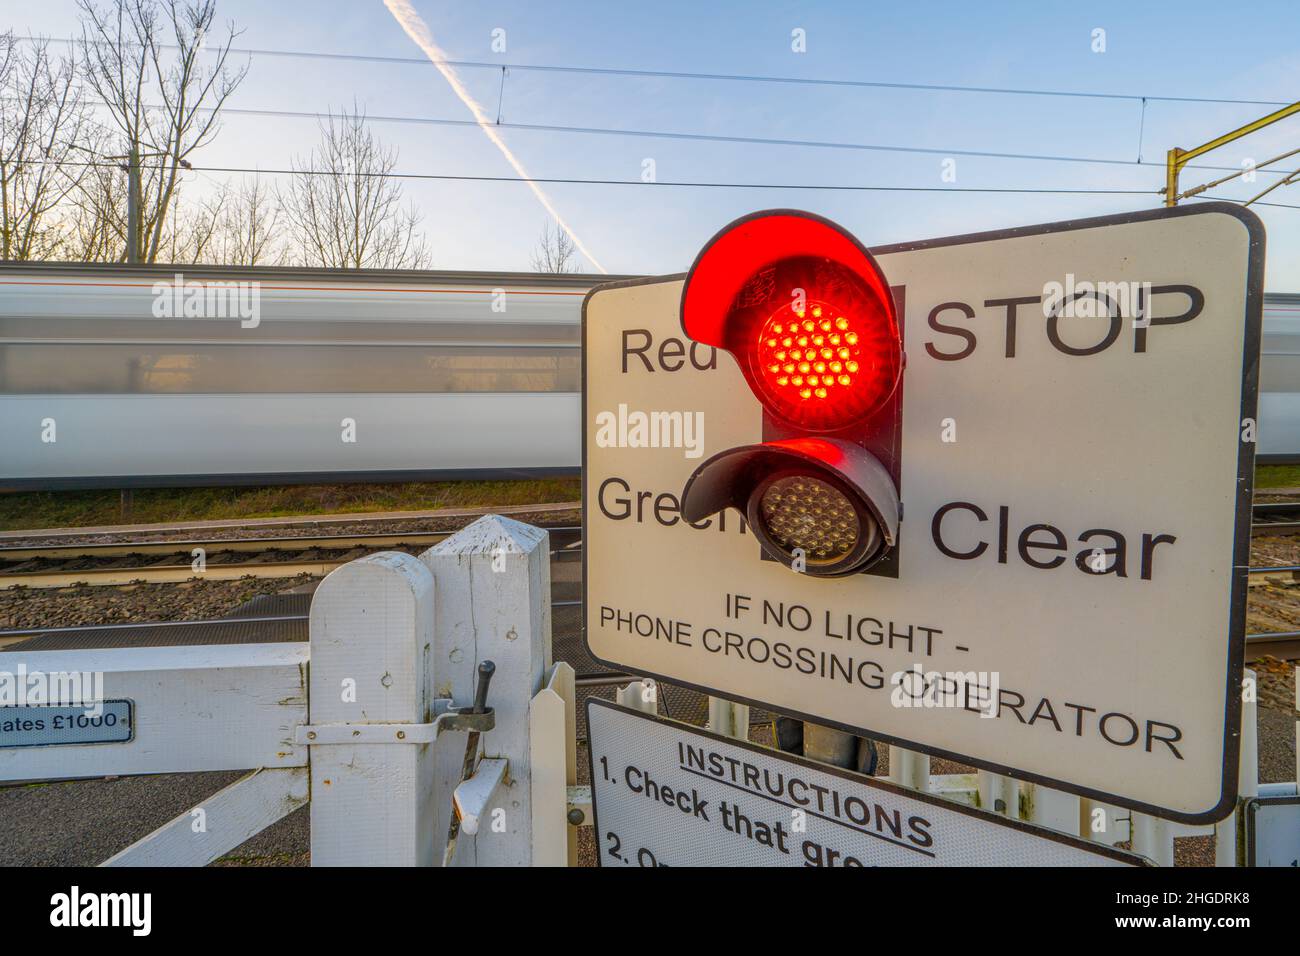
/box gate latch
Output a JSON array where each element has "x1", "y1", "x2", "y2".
[{"x1": 295, "y1": 697, "x2": 495, "y2": 746}]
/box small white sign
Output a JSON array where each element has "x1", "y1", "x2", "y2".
[
  {"x1": 587, "y1": 700, "x2": 1144, "y2": 867},
  {"x1": 0, "y1": 701, "x2": 133, "y2": 748},
  {"x1": 1246, "y1": 796, "x2": 1300, "y2": 867}
]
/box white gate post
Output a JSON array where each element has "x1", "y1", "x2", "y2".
[
  {"x1": 421, "y1": 515, "x2": 552, "y2": 867},
  {"x1": 888, "y1": 746, "x2": 930, "y2": 791},
  {"x1": 1079, "y1": 799, "x2": 1129, "y2": 846},
  {"x1": 1020, "y1": 783, "x2": 1079, "y2": 834},
  {"x1": 1131, "y1": 812, "x2": 1174, "y2": 867},
  {"x1": 530, "y1": 661, "x2": 577, "y2": 866},
  {"x1": 307, "y1": 551, "x2": 437, "y2": 866},
  {"x1": 707, "y1": 696, "x2": 749, "y2": 740},
  {"x1": 977, "y1": 771, "x2": 1017, "y2": 817},
  {"x1": 618, "y1": 680, "x2": 659, "y2": 714}
]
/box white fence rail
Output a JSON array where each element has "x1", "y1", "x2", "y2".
[{"x1": 0, "y1": 642, "x2": 308, "y2": 782}]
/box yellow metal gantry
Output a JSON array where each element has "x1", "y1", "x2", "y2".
[{"x1": 1164, "y1": 100, "x2": 1300, "y2": 205}]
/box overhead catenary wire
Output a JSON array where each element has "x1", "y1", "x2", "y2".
[
  {"x1": 26, "y1": 156, "x2": 1300, "y2": 207},
  {"x1": 17, "y1": 157, "x2": 1165, "y2": 196},
  {"x1": 23, "y1": 36, "x2": 1299, "y2": 195},
  {"x1": 1177, "y1": 145, "x2": 1300, "y2": 199},
  {"x1": 8, "y1": 71, "x2": 1298, "y2": 180},
  {"x1": 1186, "y1": 193, "x2": 1300, "y2": 210},
  {"x1": 1242, "y1": 167, "x2": 1300, "y2": 207},
  {"x1": 12, "y1": 56, "x2": 1297, "y2": 210},
  {"x1": 30, "y1": 36, "x2": 1300, "y2": 109},
  {"x1": 30, "y1": 96, "x2": 1296, "y2": 180}
]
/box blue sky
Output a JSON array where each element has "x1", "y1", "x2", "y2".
[{"x1": 9, "y1": 0, "x2": 1300, "y2": 287}]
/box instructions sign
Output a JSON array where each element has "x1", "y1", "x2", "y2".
[
  {"x1": 1245, "y1": 795, "x2": 1300, "y2": 867},
  {"x1": 583, "y1": 204, "x2": 1263, "y2": 823},
  {"x1": 0, "y1": 701, "x2": 133, "y2": 748},
  {"x1": 587, "y1": 700, "x2": 1143, "y2": 866}
]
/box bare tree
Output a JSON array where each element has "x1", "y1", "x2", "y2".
[
  {"x1": 159, "y1": 178, "x2": 226, "y2": 263},
  {"x1": 63, "y1": 159, "x2": 121, "y2": 261},
  {"x1": 65, "y1": 159, "x2": 238, "y2": 265},
  {"x1": 76, "y1": 0, "x2": 249, "y2": 263},
  {"x1": 281, "y1": 106, "x2": 430, "y2": 270},
  {"x1": 212, "y1": 174, "x2": 282, "y2": 265},
  {"x1": 530, "y1": 220, "x2": 579, "y2": 273},
  {"x1": 0, "y1": 34, "x2": 95, "y2": 260}
]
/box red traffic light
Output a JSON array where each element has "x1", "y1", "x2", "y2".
[
  {"x1": 681, "y1": 209, "x2": 900, "y2": 433},
  {"x1": 679, "y1": 210, "x2": 903, "y2": 577}
]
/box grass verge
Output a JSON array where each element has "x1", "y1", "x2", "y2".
[
  {"x1": 0, "y1": 478, "x2": 580, "y2": 531},
  {"x1": 1257, "y1": 464, "x2": 1300, "y2": 490}
]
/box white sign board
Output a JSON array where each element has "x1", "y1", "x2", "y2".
[
  {"x1": 587, "y1": 700, "x2": 1144, "y2": 866},
  {"x1": 583, "y1": 204, "x2": 1263, "y2": 823},
  {"x1": 1246, "y1": 796, "x2": 1300, "y2": 867}
]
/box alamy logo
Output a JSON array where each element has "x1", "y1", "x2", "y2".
[
  {"x1": 50, "y1": 886, "x2": 151, "y2": 936},
  {"x1": 0, "y1": 665, "x2": 103, "y2": 715},
  {"x1": 890, "y1": 663, "x2": 1001, "y2": 718},
  {"x1": 593, "y1": 404, "x2": 705, "y2": 459},
  {"x1": 1042, "y1": 274, "x2": 1152, "y2": 325},
  {"x1": 151, "y1": 273, "x2": 261, "y2": 328}
]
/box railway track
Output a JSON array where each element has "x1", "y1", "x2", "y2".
[
  {"x1": 1249, "y1": 564, "x2": 1300, "y2": 587},
  {"x1": 1251, "y1": 501, "x2": 1300, "y2": 536},
  {"x1": 1, "y1": 498, "x2": 1294, "y2": 588},
  {"x1": 4, "y1": 517, "x2": 1298, "y2": 662},
  {"x1": 0, "y1": 526, "x2": 582, "y2": 589},
  {"x1": 3, "y1": 502, "x2": 1298, "y2": 659}
]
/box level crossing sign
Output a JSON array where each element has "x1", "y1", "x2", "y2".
[{"x1": 583, "y1": 203, "x2": 1264, "y2": 823}]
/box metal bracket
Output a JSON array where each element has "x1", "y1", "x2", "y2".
[{"x1": 295, "y1": 698, "x2": 496, "y2": 745}]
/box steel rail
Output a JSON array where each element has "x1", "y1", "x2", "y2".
[
  {"x1": 0, "y1": 501, "x2": 582, "y2": 544},
  {"x1": 0, "y1": 614, "x2": 307, "y2": 639},
  {"x1": 1252, "y1": 522, "x2": 1300, "y2": 535},
  {"x1": 0, "y1": 527, "x2": 583, "y2": 589},
  {"x1": 0, "y1": 526, "x2": 583, "y2": 562},
  {"x1": 1248, "y1": 564, "x2": 1300, "y2": 586},
  {"x1": 0, "y1": 531, "x2": 454, "y2": 561},
  {"x1": 2, "y1": 560, "x2": 345, "y2": 589},
  {"x1": 1250, "y1": 501, "x2": 1300, "y2": 536}
]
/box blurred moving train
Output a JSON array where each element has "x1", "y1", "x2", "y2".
[
  {"x1": 0, "y1": 261, "x2": 1297, "y2": 491},
  {"x1": 0, "y1": 262, "x2": 628, "y2": 490}
]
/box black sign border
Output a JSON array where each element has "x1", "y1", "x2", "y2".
[
  {"x1": 581, "y1": 201, "x2": 1264, "y2": 826},
  {"x1": 586, "y1": 697, "x2": 1148, "y2": 866}
]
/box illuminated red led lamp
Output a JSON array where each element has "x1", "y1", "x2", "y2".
[
  {"x1": 678, "y1": 210, "x2": 902, "y2": 577},
  {"x1": 679, "y1": 209, "x2": 901, "y2": 433}
]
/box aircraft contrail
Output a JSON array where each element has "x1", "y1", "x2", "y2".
[{"x1": 382, "y1": 0, "x2": 608, "y2": 273}]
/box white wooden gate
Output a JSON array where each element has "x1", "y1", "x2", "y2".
[{"x1": 0, "y1": 514, "x2": 578, "y2": 867}]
